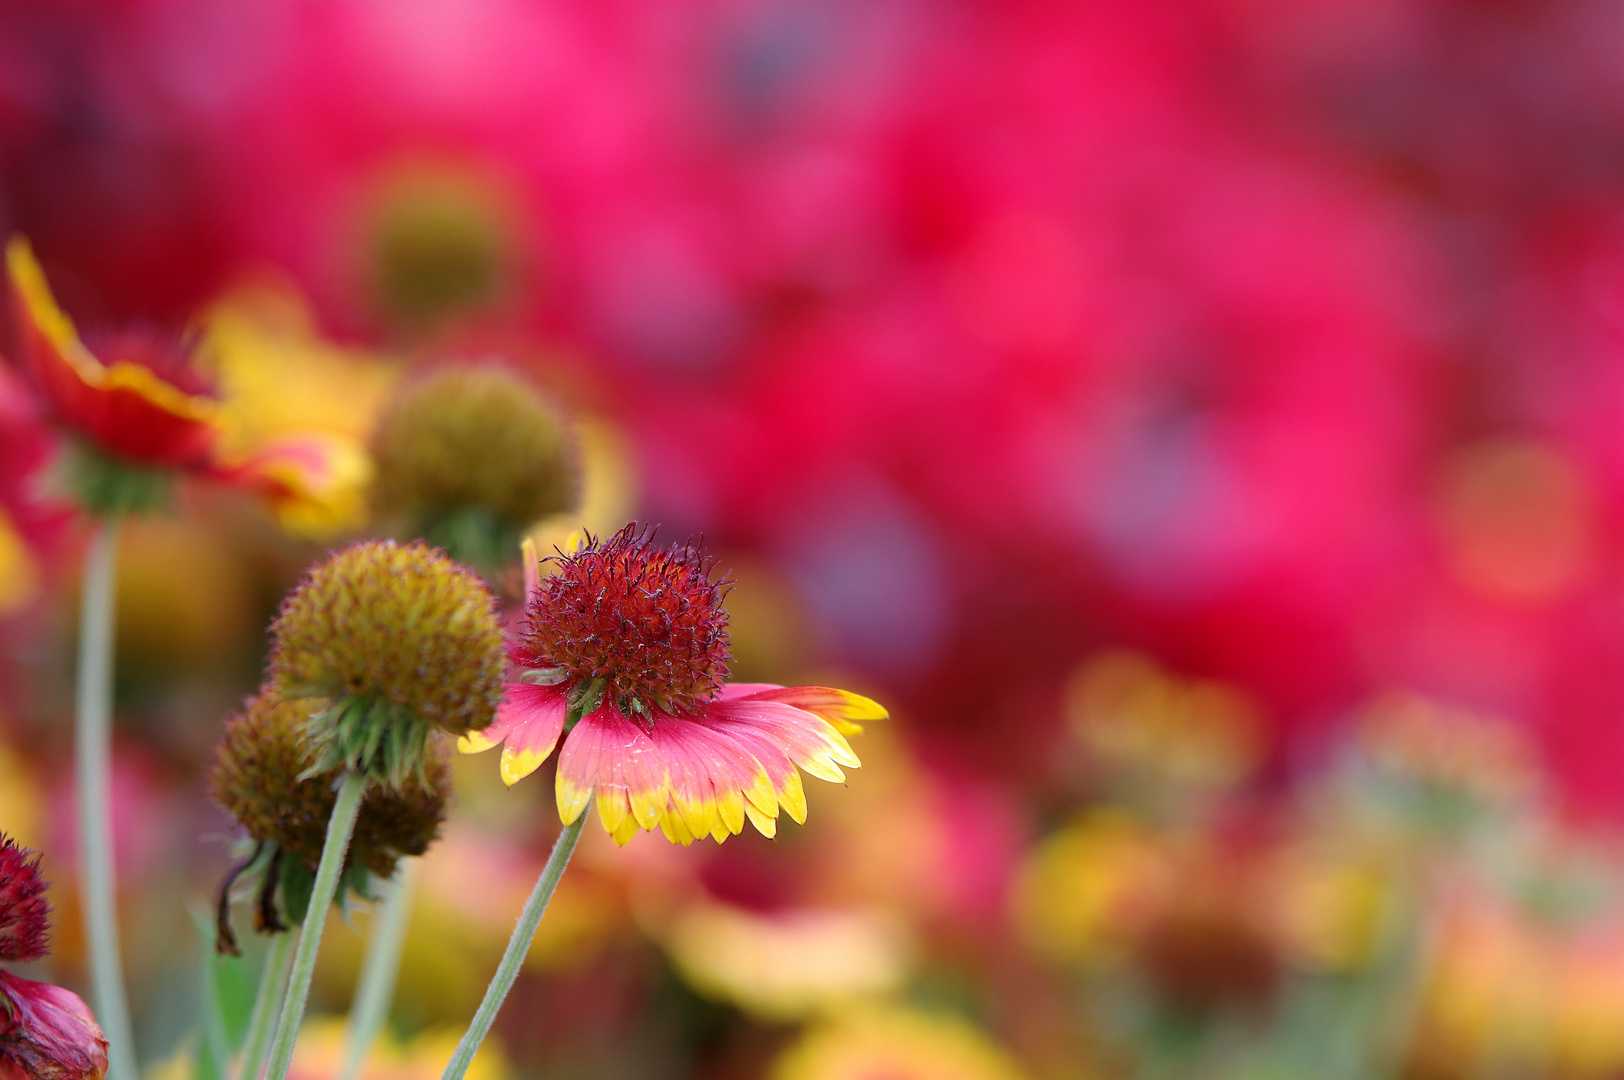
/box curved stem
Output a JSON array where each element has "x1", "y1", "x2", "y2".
[
  {"x1": 75, "y1": 516, "x2": 137, "y2": 1080},
  {"x1": 236, "y1": 929, "x2": 297, "y2": 1080},
  {"x1": 340, "y1": 859, "x2": 420, "y2": 1080},
  {"x1": 441, "y1": 815, "x2": 584, "y2": 1080},
  {"x1": 262, "y1": 773, "x2": 367, "y2": 1080}
]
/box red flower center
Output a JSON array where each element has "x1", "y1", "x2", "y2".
[
  {"x1": 515, "y1": 525, "x2": 732, "y2": 715},
  {"x1": 0, "y1": 838, "x2": 50, "y2": 965}
]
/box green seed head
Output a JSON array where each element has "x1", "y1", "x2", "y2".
[
  {"x1": 209, "y1": 691, "x2": 451, "y2": 880},
  {"x1": 364, "y1": 166, "x2": 512, "y2": 331},
  {"x1": 268, "y1": 539, "x2": 504, "y2": 784},
  {"x1": 371, "y1": 363, "x2": 580, "y2": 572}
]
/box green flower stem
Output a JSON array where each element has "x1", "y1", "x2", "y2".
[
  {"x1": 340, "y1": 859, "x2": 421, "y2": 1080},
  {"x1": 236, "y1": 929, "x2": 297, "y2": 1080},
  {"x1": 441, "y1": 814, "x2": 585, "y2": 1080},
  {"x1": 262, "y1": 772, "x2": 368, "y2": 1080},
  {"x1": 75, "y1": 516, "x2": 138, "y2": 1080}
]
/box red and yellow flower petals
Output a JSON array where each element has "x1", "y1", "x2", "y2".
[
  {"x1": 456, "y1": 683, "x2": 569, "y2": 785},
  {"x1": 0, "y1": 970, "x2": 109, "y2": 1080},
  {"x1": 206, "y1": 433, "x2": 370, "y2": 538},
  {"x1": 557, "y1": 702, "x2": 672, "y2": 843},
  {"x1": 7, "y1": 238, "x2": 219, "y2": 468},
  {"x1": 647, "y1": 717, "x2": 778, "y2": 843},
  {"x1": 720, "y1": 684, "x2": 889, "y2": 736},
  {"x1": 709, "y1": 698, "x2": 861, "y2": 782}
]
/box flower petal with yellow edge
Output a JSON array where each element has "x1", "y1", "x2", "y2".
[
  {"x1": 7, "y1": 238, "x2": 219, "y2": 468},
  {"x1": 721, "y1": 683, "x2": 889, "y2": 736}
]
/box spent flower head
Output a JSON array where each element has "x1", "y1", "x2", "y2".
[
  {"x1": 269, "y1": 539, "x2": 504, "y2": 788},
  {"x1": 371, "y1": 363, "x2": 578, "y2": 574},
  {"x1": 462, "y1": 524, "x2": 886, "y2": 845},
  {"x1": 210, "y1": 691, "x2": 452, "y2": 949}
]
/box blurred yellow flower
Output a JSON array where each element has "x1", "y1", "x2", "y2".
[
  {"x1": 1066, "y1": 651, "x2": 1261, "y2": 794},
  {"x1": 144, "y1": 1018, "x2": 508, "y2": 1080},
  {"x1": 772, "y1": 1008, "x2": 1031, "y2": 1080},
  {"x1": 1266, "y1": 841, "x2": 1392, "y2": 973},
  {"x1": 199, "y1": 279, "x2": 398, "y2": 536},
  {"x1": 1012, "y1": 810, "x2": 1170, "y2": 963},
  {"x1": 659, "y1": 902, "x2": 911, "y2": 1022},
  {"x1": 0, "y1": 508, "x2": 37, "y2": 616},
  {"x1": 1358, "y1": 692, "x2": 1537, "y2": 805}
]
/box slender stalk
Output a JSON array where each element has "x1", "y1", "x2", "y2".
[
  {"x1": 236, "y1": 929, "x2": 297, "y2": 1080},
  {"x1": 339, "y1": 859, "x2": 421, "y2": 1080},
  {"x1": 441, "y1": 814, "x2": 585, "y2": 1080},
  {"x1": 187, "y1": 905, "x2": 231, "y2": 1080},
  {"x1": 75, "y1": 516, "x2": 137, "y2": 1080},
  {"x1": 262, "y1": 773, "x2": 368, "y2": 1080}
]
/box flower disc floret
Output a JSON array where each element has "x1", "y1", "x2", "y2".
[
  {"x1": 0, "y1": 835, "x2": 49, "y2": 964},
  {"x1": 269, "y1": 539, "x2": 504, "y2": 782},
  {"x1": 515, "y1": 524, "x2": 732, "y2": 716}
]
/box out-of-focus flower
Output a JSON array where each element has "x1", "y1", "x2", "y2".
[
  {"x1": 770, "y1": 1008, "x2": 1031, "y2": 1080},
  {"x1": 461, "y1": 524, "x2": 884, "y2": 845},
  {"x1": 657, "y1": 901, "x2": 910, "y2": 1021},
  {"x1": 1266, "y1": 841, "x2": 1392, "y2": 973},
  {"x1": 359, "y1": 162, "x2": 520, "y2": 335},
  {"x1": 209, "y1": 692, "x2": 452, "y2": 948},
  {"x1": 1435, "y1": 440, "x2": 1595, "y2": 606},
  {"x1": 1012, "y1": 811, "x2": 1171, "y2": 964},
  {"x1": 1067, "y1": 652, "x2": 1262, "y2": 798},
  {"x1": 1356, "y1": 693, "x2": 1539, "y2": 820},
  {"x1": 4, "y1": 237, "x2": 357, "y2": 529},
  {"x1": 0, "y1": 836, "x2": 107, "y2": 1080},
  {"x1": 370, "y1": 363, "x2": 578, "y2": 574},
  {"x1": 200, "y1": 280, "x2": 396, "y2": 536},
  {"x1": 145, "y1": 1016, "x2": 508, "y2": 1080},
  {"x1": 269, "y1": 539, "x2": 505, "y2": 789},
  {"x1": 1129, "y1": 850, "x2": 1283, "y2": 1015},
  {"x1": 286, "y1": 1017, "x2": 508, "y2": 1080}
]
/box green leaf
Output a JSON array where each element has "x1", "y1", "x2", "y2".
[{"x1": 280, "y1": 858, "x2": 317, "y2": 927}]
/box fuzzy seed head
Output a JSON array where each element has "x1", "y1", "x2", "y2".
[
  {"x1": 209, "y1": 693, "x2": 451, "y2": 878},
  {"x1": 365, "y1": 169, "x2": 511, "y2": 329},
  {"x1": 269, "y1": 539, "x2": 504, "y2": 739},
  {"x1": 371, "y1": 364, "x2": 579, "y2": 544},
  {"x1": 514, "y1": 524, "x2": 732, "y2": 714},
  {"x1": 0, "y1": 835, "x2": 50, "y2": 963}
]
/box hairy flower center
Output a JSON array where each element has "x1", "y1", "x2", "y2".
[{"x1": 517, "y1": 525, "x2": 732, "y2": 715}]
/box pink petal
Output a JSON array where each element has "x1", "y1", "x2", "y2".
[
  {"x1": 556, "y1": 701, "x2": 671, "y2": 835},
  {"x1": 0, "y1": 971, "x2": 108, "y2": 1080}
]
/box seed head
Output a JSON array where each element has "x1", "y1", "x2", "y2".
[
  {"x1": 209, "y1": 692, "x2": 451, "y2": 880},
  {"x1": 514, "y1": 524, "x2": 732, "y2": 716},
  {"x1": 364, "y1": 167, "x2": 512, "y2": 330},
  {"x1": 371, "y1": 364, "x2": 580, "y2": 571},
  {"x1": 0, "y1": 836, "x2": 49, "y2": 964},
  {"x1": 269, "y1": 539, "x2": 504, "y2": 783}
]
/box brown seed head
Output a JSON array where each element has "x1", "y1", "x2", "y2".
[{"x1": 209, "y1": 692, "x2": 451, "y2": 879}]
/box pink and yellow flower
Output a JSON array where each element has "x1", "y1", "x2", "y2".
[
  {"x1": 5, "y1": 237, "x2": 360, "y2": 530},
  {"x1": 0, "y1": 836, "x2": 107, "y2": 1080},
  {"x1": 460, "y1": 525, "x2": 885, "y2": 845}
]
